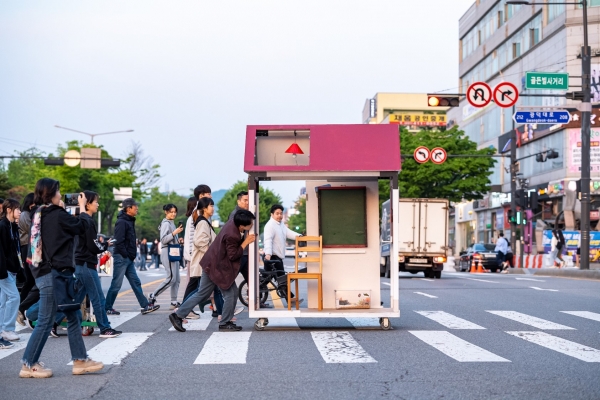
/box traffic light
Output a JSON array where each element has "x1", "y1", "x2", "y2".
[
  {"x1": 547, "y1": 150, "x2": 559, "y2": 159},
  {"x1": 516, "y1": 211, "x2": 522, "y2": 225},
  {"x1": 529, "y1": 190, "x2": 539, "y2": 213},
  {"x1": 536, "y1": 150, "x2": 559, "y2": 162},
  {"x1": 427, "y1": 95, "x2": 460, "y2": 107},
  {"x1": 515, "y1": 189, "x2": 527, "y2": 209},
  {"x1": 508, "y1": 209, "x2": 515, "y2": 223}
]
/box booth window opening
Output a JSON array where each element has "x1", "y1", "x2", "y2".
[{"x1": 318, "y1": 186, "x2": 367, "y2": 248}]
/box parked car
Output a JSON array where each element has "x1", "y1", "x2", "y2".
[
  {"x1": 458, "y1": 243, "x2": 502, "y2": 272},
  {"x1": 285, "y1": 245, "x2": 296, "y2": 258}
]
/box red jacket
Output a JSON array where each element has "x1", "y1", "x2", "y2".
[{"x1": 200, "y1": 220, "x2": 244, "y2": 290}]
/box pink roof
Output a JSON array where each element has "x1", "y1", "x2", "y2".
[{"x1": 244, "y1": 124, "x2": 400, "y2": 173}]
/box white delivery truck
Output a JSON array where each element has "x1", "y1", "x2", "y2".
[{"x1": 380, "y1": 198, "x2": 449, "y2": 279}]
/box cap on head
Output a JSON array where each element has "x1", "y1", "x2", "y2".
[{"x1": 122, "y1": 198, "x2": 139, "y2": 210}]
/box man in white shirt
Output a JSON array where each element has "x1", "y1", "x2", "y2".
[{"x1": 264, "y1": 204, "x2": 303, "y2": 304}]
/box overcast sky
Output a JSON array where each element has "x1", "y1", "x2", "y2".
[{"x1": 0, "y1": 0, "x2": 474, "y2": 207}]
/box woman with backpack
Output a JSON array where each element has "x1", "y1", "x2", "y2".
[
  {"x1": 551, "y1": 229, "x2": 565, "y2": 268},
  {"x1": 20, "y1": 178, "x2": 103, "y2": 378},
  {"x1": 148, "y1": 204, "x2": 183, "y2": 310}
]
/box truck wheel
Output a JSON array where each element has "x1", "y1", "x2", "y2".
[
  {"x1": 434, "y1": 270, "x2": 442, "y2": 279},
  {"x1": 424, "y1": 270, "x2": 432, "y2": 278},
  {"x1": 384, "y1": 257, "x2": 390, "y2": 278}
]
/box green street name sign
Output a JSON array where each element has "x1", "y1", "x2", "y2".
[{"x1": 525, "y1": 71, "x2": 569, "y2": 90}]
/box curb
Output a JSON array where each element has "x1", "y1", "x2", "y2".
[{"x1": 507, "y1": 268, "x2": 600, "y2": 281}]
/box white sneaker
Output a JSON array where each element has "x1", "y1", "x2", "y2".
[
  {"x1": 1, "y1": 331, "x2": 19, "y2": 341},
  {"x1": 234, "y1": 306, "x2": 245, "y2": 316}
]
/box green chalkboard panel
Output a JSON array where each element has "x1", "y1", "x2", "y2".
[{"x1": 318, "y1": 187, "x2": 367, "y2": 247}]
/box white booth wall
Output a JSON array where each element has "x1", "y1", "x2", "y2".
[{"x1": 304, "y1": 180, "x2": 381, "y2": 309}]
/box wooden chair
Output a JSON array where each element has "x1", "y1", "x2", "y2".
[{"x1": 287, "y1": 236, "x2": 323, "y2": 310}]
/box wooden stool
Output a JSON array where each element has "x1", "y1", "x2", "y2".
[{"x1": 287, "y1": 236, "x2": 323, "y2": 310}]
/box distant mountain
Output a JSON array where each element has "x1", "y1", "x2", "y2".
[{"x1": 211, "y1": 189, "x2": 227, "y2": 220}]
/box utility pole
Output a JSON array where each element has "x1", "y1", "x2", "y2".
[
  {"x1": 510, "y1": 106, "x2": 517, "y2": 260},
  {"x1": 580, "y1": 0, "x2": 591, "y2": 270}
]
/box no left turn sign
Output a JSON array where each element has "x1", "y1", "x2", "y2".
[
  {"x1": 431, "y1": 147, "x2": 448, "y2": 164},
  {"x1": 493, "y1": 82, "x2": 519, "y2": 108},
  {"x1": 413, "y1": 146, "x2": 430, "y2": 164},
  {"x1": 467, "y1": 82, "x2": 492, "y2": 108}
]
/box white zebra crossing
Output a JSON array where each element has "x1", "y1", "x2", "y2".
[
  {"x1": 311, "y1": 331, "x2": 377, "y2": 363},
  {"x1": 561, "y1": 311, "x2": 600, "y2": 323},
  {"x1": 506, "y1": 331, "x2": 600, "y2": 362},
  {"x1": 68, "y1": 332, "x2": 153, "y2": 365},
  {"x1": 0, "y1": 333, "x2": 31, "y2": 361},
  {"x1": 409, "y1": 331, "x2": 510, "y2": 362},
  {"x1": 194, "y1": 332, "x2": 252, "y2": 364},
  {"x1": 415, "y1": 311, "x2": 485, "y2": 329},
  {"x1": 169, "y1": 317, "x2": 213, "y2": 331},
  {"x1": 486, "y1": 311, "x2": 575, "y2": 330}
]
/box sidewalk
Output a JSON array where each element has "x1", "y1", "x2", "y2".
[{"x1": 507, "y1": 266, "x2": 600, "y2": 281}]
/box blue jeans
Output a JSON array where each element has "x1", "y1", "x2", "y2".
[
  {"x1": 55, "y1": 264, "x2": 111, "y2": 332},
  {"x1": 0, "y1": 272, "x2": 19, "y2": 332},
  {"x1": 21, "y1": 271, "x2": 88, "y2": 367},
  {"x1": 105, "y1": 254, "x2": 149, "y2": 310},
  {"x1": 181, "y1": 277, "x2": 222, "y2": 314},
  {"x1": 152, "y1": 254, "x2": 160, "y2": 268}
]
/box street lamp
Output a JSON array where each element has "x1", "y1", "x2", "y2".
[
  {"x1": 507, "y1": 0, "x2": 591, "y2": 269},
  {"x1": 54, "y1": 125, "x2": 134, "y2": 144}
]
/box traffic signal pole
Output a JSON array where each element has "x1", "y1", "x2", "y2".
[
  {"x1": 511, "y1": 107, "x2": 517, "y2": 263},
  {"x1": 580, "y1": 0, "x2": 591, "y2": 270}
]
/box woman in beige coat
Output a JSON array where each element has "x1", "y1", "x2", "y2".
[{"x1": 180, "y1": 197, "x2": 216, "y2": 319}]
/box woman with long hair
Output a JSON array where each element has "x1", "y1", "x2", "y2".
[
  {"x1": 182, "y1": 197, "x2": 197, "y2": 272},
  {"x1": 20, "y1": 178, "x2": 103, "y2": 378},
  {"x1": 16, "y1": 193, "x2": 35, "y2": 326},
  {"x1": 148, "y1": 204, "x2": 183, "y2": 309},
  {"x1": 0, "y1": 198, "x2": 23, "y2": 343}
]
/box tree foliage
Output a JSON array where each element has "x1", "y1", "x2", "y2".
[
  {"x1": 287, "y1": 196, "x2": 306, "y2": 234},
  {"x1": 397, "y1": 127, "x2": 496, "y2": 202},
  {"x1": 217, "y1": 180, "x2": 283, "y2": 232},
  {"x1": 135, "y1": 187, "x2": 188, "y2": 241}
]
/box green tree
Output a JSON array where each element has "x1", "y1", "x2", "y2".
[
  {"x1": 287, "y1": 196, "x2": 306, "y2": 234},
  {"x1": 217, "y1": 180, "x2": 283, "y2": 232},
  {"x1": 135, "y1": 187, "x2": 188, "y2": 241},
  {"x1": 393, "y1": 126, "x2": 496, "y2": 202}
]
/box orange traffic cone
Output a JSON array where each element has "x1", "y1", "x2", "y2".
[
  {"x1": 476, "y1": 261, "x2": 485, "y2": 273},
  {"x1": 470, "y1": 258, "x2": 477, "y2": 273}
]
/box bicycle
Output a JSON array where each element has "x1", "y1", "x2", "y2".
[{"x1": 238, "y1": 261, "x2": 289, "y2": 307}]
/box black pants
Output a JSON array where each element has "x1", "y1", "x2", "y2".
[
  {"x1": 238, "y1": 255, "x2": 248, "y2": 283},
  {"x1": 19, "y1": 245, "x2": 35, "y2": 304},
  {"x1": 20, "y1": 284, "x2": 39, "y2": 315},
  {"x1": 183, "y1": 276, "x2": 200, "y2": 302},
  {"x1": 265, "y1": 255, "x2": 295, "y2": 298}
]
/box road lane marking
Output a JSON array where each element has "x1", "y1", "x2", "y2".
[
  {"x1": 194, "y1": 332, "x2": 252, "y2": 364},
  {"x1": 382, "y1": 282, "x2": 391, "y2": 286},
  {"x1": 419, "y1": 278, "x2": 435, "y2": 282},
  {"x1": 311, "y1": 331, "x2": 377, "y2": 363},
  {"x1": 169, "y1": 317, "x2": 213, "y2": 331},
  {"x1": 516, "y1": 278, "x2": 546, "y2": 282},
  {"x1": 409, "y1": 331, "x2": 509, "y2": 362},
  {"x1": 69, "y1": 332, "x2": 153, "y2": 365},
  {"x1": 506, "y1": 331, "x2": 600, "y2": 362},
  {"x1": 414, "y1": 292, "x2": 438, "y2": 298},
  {"x1": 107, "y1": 312, "x2": 140, "y2": 329},
  {"x1": 117, "y1": 279, "x2": 163, "y2": 298},
  {"x1": 487, "y1": 311, "x2": 575, "y2": 330},
  {"x1": 462, "y1": 278, "x2": 499, "y2": 283},
  {"x1": 263, "y1": 317, "x2": 300, "y2": 329},
  {"x1": 0, "y1": 333, "x2": 31, "y2": 361},
  {"x1": 561, "y1": 311, "x2": 600, "y2": 323},
  {"x1": 268, "y1": 282, "x2": 284, "y2": 309},
  {"x1": 530, "y1": 286, "x2": 559, "y2": 292},
  {"x1": 346, "y1": 318, "x2": 380, "y2": 329},
  {"x1": 415, "y1": 311, "x2": 485, "y2": 329}
]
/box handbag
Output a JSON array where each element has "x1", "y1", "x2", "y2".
[
  {"x1": 53, "y1": 269, "x2": 82, "y2": 312},
  {"x1": 168, "y1": 244, "x2": 183, "y2": 262}
]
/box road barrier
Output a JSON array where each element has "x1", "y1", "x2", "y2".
[{"x1": 512, "y1": 254, "x2": 574, "y2": 269}]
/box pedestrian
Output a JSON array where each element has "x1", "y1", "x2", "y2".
[
  {"x1": 494, "y1": 232, "x2": 508, "y2": 271},
  {"x1": 183, "y1": 197, "x2": 197, "y2": 272},
  {"x1": 104, "y1": 198, "x2": 159, "y2": 316},
  {"x1": 0, "y1": 198, "x2": 23, "y2": 343},
  {"x1": 16, "y1": 193, "x2": 35, "y2": 326},
  {"x1": 181, "y1": 197, "x2": 216, "y2": 320},
  {"x1": 501, "y1": 242, "x2": 514, "y2": 273},
  {"x1": 0, "y1": 197, "x2": 4, "y2": 215},
  {"x1": 183, "y1": 185, "x2": 212, "y2": 271},
  {"x1": 150, "y1": 239, "x2": 160, "y2": 269},
  {"x1": 0, "y1": 232, "x2": 14, "y2": 349},
  {"x1": 148, "y1": 204, "x2": 183, "y2": 310},
  {"x1": 139, "y1": 238, "x2": 148, "y2": 271},
  {"x1": 550, "y1": 229, "x2": 565, "y2": 268},
  {"x1": 263, "y1": 204, "x2": 303, "y2": 305},
  {"x1": 51, "y1": 191, "x2": 122, "y2": 339},
  {"x1": 20, "y1": 178, "x2": 103, "y2": 378},
  {"x1": 169, "y1": 210, "x2": 256, "y2": 332}
]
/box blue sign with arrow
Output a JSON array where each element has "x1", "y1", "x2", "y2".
[{"x1": 513, "y1": 110, "x2": 571, "y2": 125}]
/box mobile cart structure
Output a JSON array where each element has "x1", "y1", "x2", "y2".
[{"x1": 244, "y1": 124, "x2": 400, "y2": 330}]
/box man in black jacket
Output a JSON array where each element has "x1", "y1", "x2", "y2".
[{"x1": 104, "y1": 199, "x2": 159, "y2": 315}]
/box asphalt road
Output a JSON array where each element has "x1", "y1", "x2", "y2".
[{"x1": 3, "y1": 265, "x2": 600, "y2": 400}]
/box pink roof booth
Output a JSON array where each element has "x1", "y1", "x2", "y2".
[{"x1": 244, "y1": 124, "x2": 401, "y2": 330}]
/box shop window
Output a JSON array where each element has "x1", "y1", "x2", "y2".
[{"x1": 318, "y1": 187, "x2": 367, "y2": 248}]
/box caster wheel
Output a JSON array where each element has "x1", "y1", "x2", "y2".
[
  {"x1": 263, "y1": 318, "x2": 269, "y2": 327},
  {"x1": 379, "y1": 318, "x2": 391, "y2": 330},
  {"x1": 81, "y1": 326, "x2": 94, "y2": 336},
  {"x1": 254, "y1": 319, "x2": 267, "y2": 331}
]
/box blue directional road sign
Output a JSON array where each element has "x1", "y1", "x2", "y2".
[{"x1": 513, "y1": 110, "x2": 571, "y2": 125}]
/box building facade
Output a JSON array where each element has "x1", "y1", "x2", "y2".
[{"x1": 448, "y1": 1, "x2": 600, "y2": 253}]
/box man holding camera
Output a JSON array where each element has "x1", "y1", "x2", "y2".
[{"x1": 104, "y1": 198, "x2": 160, "y2": 315}]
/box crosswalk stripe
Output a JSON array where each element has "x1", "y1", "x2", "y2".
[
  {"x1": 108, "y1": 312, "x2": 140, "y2": 329},
  {"x1": 311, "y1": 331, "x2": 377, "y2": 363},
  {"x1": 346, "y1": 318, "x2": 380, "y2": 329},
  {"x1": 409, "y1": 331, "x2": 510, "y2": 362},
  {"x1": 0, "y1": 333, "x2": 31, "y2": 361},
  {"x1": 68, "y1": 332, "x2": 153, "y2": 365},
  {"x1": 561, "y1": 311, "x2": 600, "y2": 323},
  {"x1": 263, "y1": 317, "x2": 300, "y2": 329},
  {"x1": 194, "y1": 332, "x2": 252, "y2": 364},
  {"x1": 169, "y1": 317, "x2": 213, "y2": 331},
  {"x1": 506, "y1": 331, "x2": 600, "y2": 362},
  {"x1": 15, "y1": 324, "x2": 29, "y2": 332},
  {"x1": 487, "y1": 311, "x2": 575, "y2": 330},
  {"x1": 415, "y1": 311, "x2": 485, "y2": 329},
  {"x1": 414, "y1": 292, "x2": 437, "y2": 298}
]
